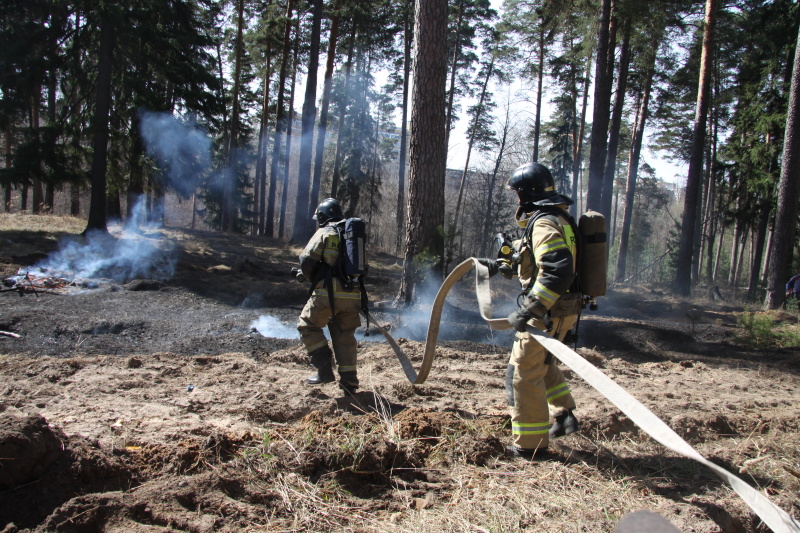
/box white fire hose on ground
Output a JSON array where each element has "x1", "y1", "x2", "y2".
[{"x1": 364, "y1": 257, "x2": 800, "y2": 533}]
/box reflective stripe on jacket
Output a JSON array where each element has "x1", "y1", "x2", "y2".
[{"x1": 516, "y1": 205, "x2": 577, "y2": 311}]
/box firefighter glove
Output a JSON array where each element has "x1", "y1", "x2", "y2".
[
  {"x1": 507, "y1": 296, "x2": 548, "y2": 332},
  {"x1": 522, "y1": 295, "x2": 548, "y2": 319},
  {"x1": 507, "y1": 307, "x2": 532, "y2": 332},
  {"x1": 476, "y1": 258, "x2": 500, "y2": 277}
]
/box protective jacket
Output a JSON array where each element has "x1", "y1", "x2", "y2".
[
  {"x1": 299, "y1": 223, "x2": 364, "y2": 306},
  {"x1": 297, "y1": 222, "x2": 364, "y2": 389},
  {"x1": 515, "y1": 204, "x2": 578, "y2": 313},
  {"x1": 506, "y1": 204, "x2": 579, "y2": 450}
]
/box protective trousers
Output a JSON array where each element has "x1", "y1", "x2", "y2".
[
  {"x1": 507, "y1": 314, "x2": 578, "y2": 450},
  {"x1": 298, "y1": 292, "x2": 361, "y2": 379}
]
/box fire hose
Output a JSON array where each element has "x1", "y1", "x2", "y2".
[{"x1": 366, "y1": 257, "x2": 800, "y2": 533}]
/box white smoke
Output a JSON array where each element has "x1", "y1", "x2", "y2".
[
  {"x1": 383, "y1": 273, "x2": 516, "y2": 345},
  {"x1": 138, "y1": 110, "x2": 212, "y2": 197},
  {"x1": 30, "y1": 228, "x2": 177, "y2": 283},
  {"x1": 251, "y1": 315, "x2": 298, "y2": 339}
]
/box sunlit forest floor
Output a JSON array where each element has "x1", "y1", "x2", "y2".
[{"x1": 1, "y1": 214, "x2": 798, "y2": 532}]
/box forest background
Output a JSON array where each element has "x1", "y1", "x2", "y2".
[{"x1": 2, "y1": 0, "x2": 800, "y2": 306}]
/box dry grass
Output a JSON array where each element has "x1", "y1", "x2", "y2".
[
  {"x1": 0, "y1": 213, "x2": 86, "y2": 234},
  {"x1": 226, "y1": 395, "x2": 797, "y2": 533}
]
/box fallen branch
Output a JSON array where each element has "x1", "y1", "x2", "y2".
[{"x1": 0, "y1": 331, "x2": 21, "y2": 339}]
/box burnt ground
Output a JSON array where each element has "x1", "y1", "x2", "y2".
[{"x1": 1, "y1": 218, "x2": 799, "y2": 533}]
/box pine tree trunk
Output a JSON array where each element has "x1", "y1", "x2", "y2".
[
  {"x1": 765, "y1": 24, "x2": 800, "y2": 308},
  {"x1": 311, "y1": 16, "x2": 339, "y2": 220},
  {"x1": 693, "y1": 134, "x2": 711, "y2": 283},
  {"x1": 279, "y1": 22, "x2": 299, "y2": 239},
  {"x1": 728, "y1": 216, "x2": 742, "y2": 286},
  {"x1": 747, "y1": 203, "x2": 770, "y2": 300},
  {"x1": 766, "y1": 32, "x2": 800, "y2": 307},
  {"x1": 31, "y1": 83, "x2": 44, "y2": 214},
  {"x1": 702, "y1": 107, "x2": 720, "y2": 287},
  {"x1": 585, "y1": 0, "x2": 613, "y2": 211},
  {"x1": 215, "y1": 43, "x2": 229, "y2": 167},
  {"x1": 444, "y1": 0, "x2": 465, "y2": 149},
  {"x1": 734, "y1": 228, "x2": 748, "y2": 290},
  {"x1": 292, "y1": 0, "x2": 323, "y2": 243},
  {"x1": 331, "y1": 23, "x2": 356, "y2": 198},
  {"x1": 675, "y1": 0, "x2": 717, "y2": 296},
  {"x1": 266, "y1": 0, "x2": 295, "y2": 237},
  {"x1": 533, "y1": 23, "x2": 545, "y2": 162},
  {"x1": 256, "y1": 49, "x2": 273, "y2": 236},
  {"x1": 396, "y1": 2, "x2": 412, "y2": 255},
  {"x1": 571, "y1": 50, "x2": 592, "y2": 217},
  {"x1": 398, "y1": 0, "x2": 448, "y2": 304},
  {"x1": 615, "y1": 50, "x2": 655, "y2": 283},
  {"x1": 713, "y1": 223, "x2": 725, "y2": 281},
  {"x1": 600, "y1": 18, "x2": 630, "y2": 220},
  {"x1": 127, "y1": 115, "x2": 145, "y2": 224},
  {"x1": 704, "y1": 163, "x2": 718, "y2": 287},
  {"x1": 5, "y1": 114, "x2": 12, "y2": 212},
  {"x1": 222, "y1": 0, "x2": 245, "y2": 232},
  {"x1": 761, "y1": 225, "x2": 773, "y2": 283},
  {"x1": 45, "y1": 70, "x2": 56, "y2": 213},
  {"x1": 85, "y1": 12, "x2": 116, "y2": 233}
]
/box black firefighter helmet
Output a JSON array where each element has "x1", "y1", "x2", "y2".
[
  {"x1": 313, "y1": 198, "x2": 345, "y2": 226},
  {"x1": 505, "y1": 162, "x2": 574, "y2": 207}
]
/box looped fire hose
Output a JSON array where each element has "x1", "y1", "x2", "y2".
[{"x1": 369, "y1": 257, "x2": 799, "y2": 533}]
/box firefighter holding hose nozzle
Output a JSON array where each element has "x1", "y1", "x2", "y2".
[{"x1": 479, "y1": 162, "x2": 582, "y2": 460}]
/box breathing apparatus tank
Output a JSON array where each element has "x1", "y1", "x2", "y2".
[{"x1": 577, "y1": 210, "x2": 607, "y2": 309}]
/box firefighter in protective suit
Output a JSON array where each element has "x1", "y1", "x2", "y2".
[
  {"x1": 296, "y1": 198, "x2": 362, "y2": 394},
  {"x1": 491, "y1": 162, "x2": 582, "y2": 459}
]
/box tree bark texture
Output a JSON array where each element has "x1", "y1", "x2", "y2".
[
  {"x1": 256, "y1": 48, "x2": 273, "y2": 236},
  {"x1": 396, "y1": 2, "x2": 412, "y2": 255},
  {"x1": 311, "y1": 16, "x2": 339, "y2": 222},
  {"x1": 533, "y1": 23, "x2": 545, "y2": 162},
  {"x1": 615, "y1": 47, "x2": 655, "y2": 283},
  {"x1": 766, "y1": 25, "x2": 800, "y2": 308},
  {"x1": 585, "y1": 0, "x2": 613, "y2": 212},
  {"x1": 675, "y1": 0, "x2": 717, "y2": 296},
  {"x1": 331, "y1": 23, "x2": 357, "y2": 198},
  {"x1": 222, "y1": 0, "x2": 245, "y2": 232},
  {"x1": 571, "y1": 50, "x2": 592, "y2": 217},
  {"x1": 279, "y1": 21, "x2": 300, "y2": 239},
  {"x1": 4, "y1": 116, "x2": 12, "y2": 212},
  {"x1": 398, "y1": 0, "x2": 449, "y2": 304},
  {"x1": 266, "y1": 0, "x2": 294, "y2": 237},
  {"x1": 292, "y1": 0, "x2": 323, "y2": 243},
  {"x1": 86, "y1": 13, "x2": 116, "y2": 233},
  {"x1": 600, "y1": 18, "x2": 630, "y2": 220},
  {"x1": 444, "y1": 0, "x2": 465, "y2": 150}
]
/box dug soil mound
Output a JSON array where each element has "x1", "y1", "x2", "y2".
[{"x1": 1, "y1": 216, "x2": 799, "y2": 532}]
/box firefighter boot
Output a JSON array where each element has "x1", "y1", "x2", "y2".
[
  {"x1": 549, "y1": 410, "x2": 579, "y2": 439},
  {"x1": 505, "y1": 446, "x2": 557, "y2": 461},
  {"x1": 338, "y1": 370, "x2": 359, "y2": 395},
  {"x1": 306, "y1": 346, "x2": 335, "y2": 385}
]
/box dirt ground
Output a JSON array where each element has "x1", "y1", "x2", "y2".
[{"x1": 1, "y1": 215, "x2": 799, "y2": 533}]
